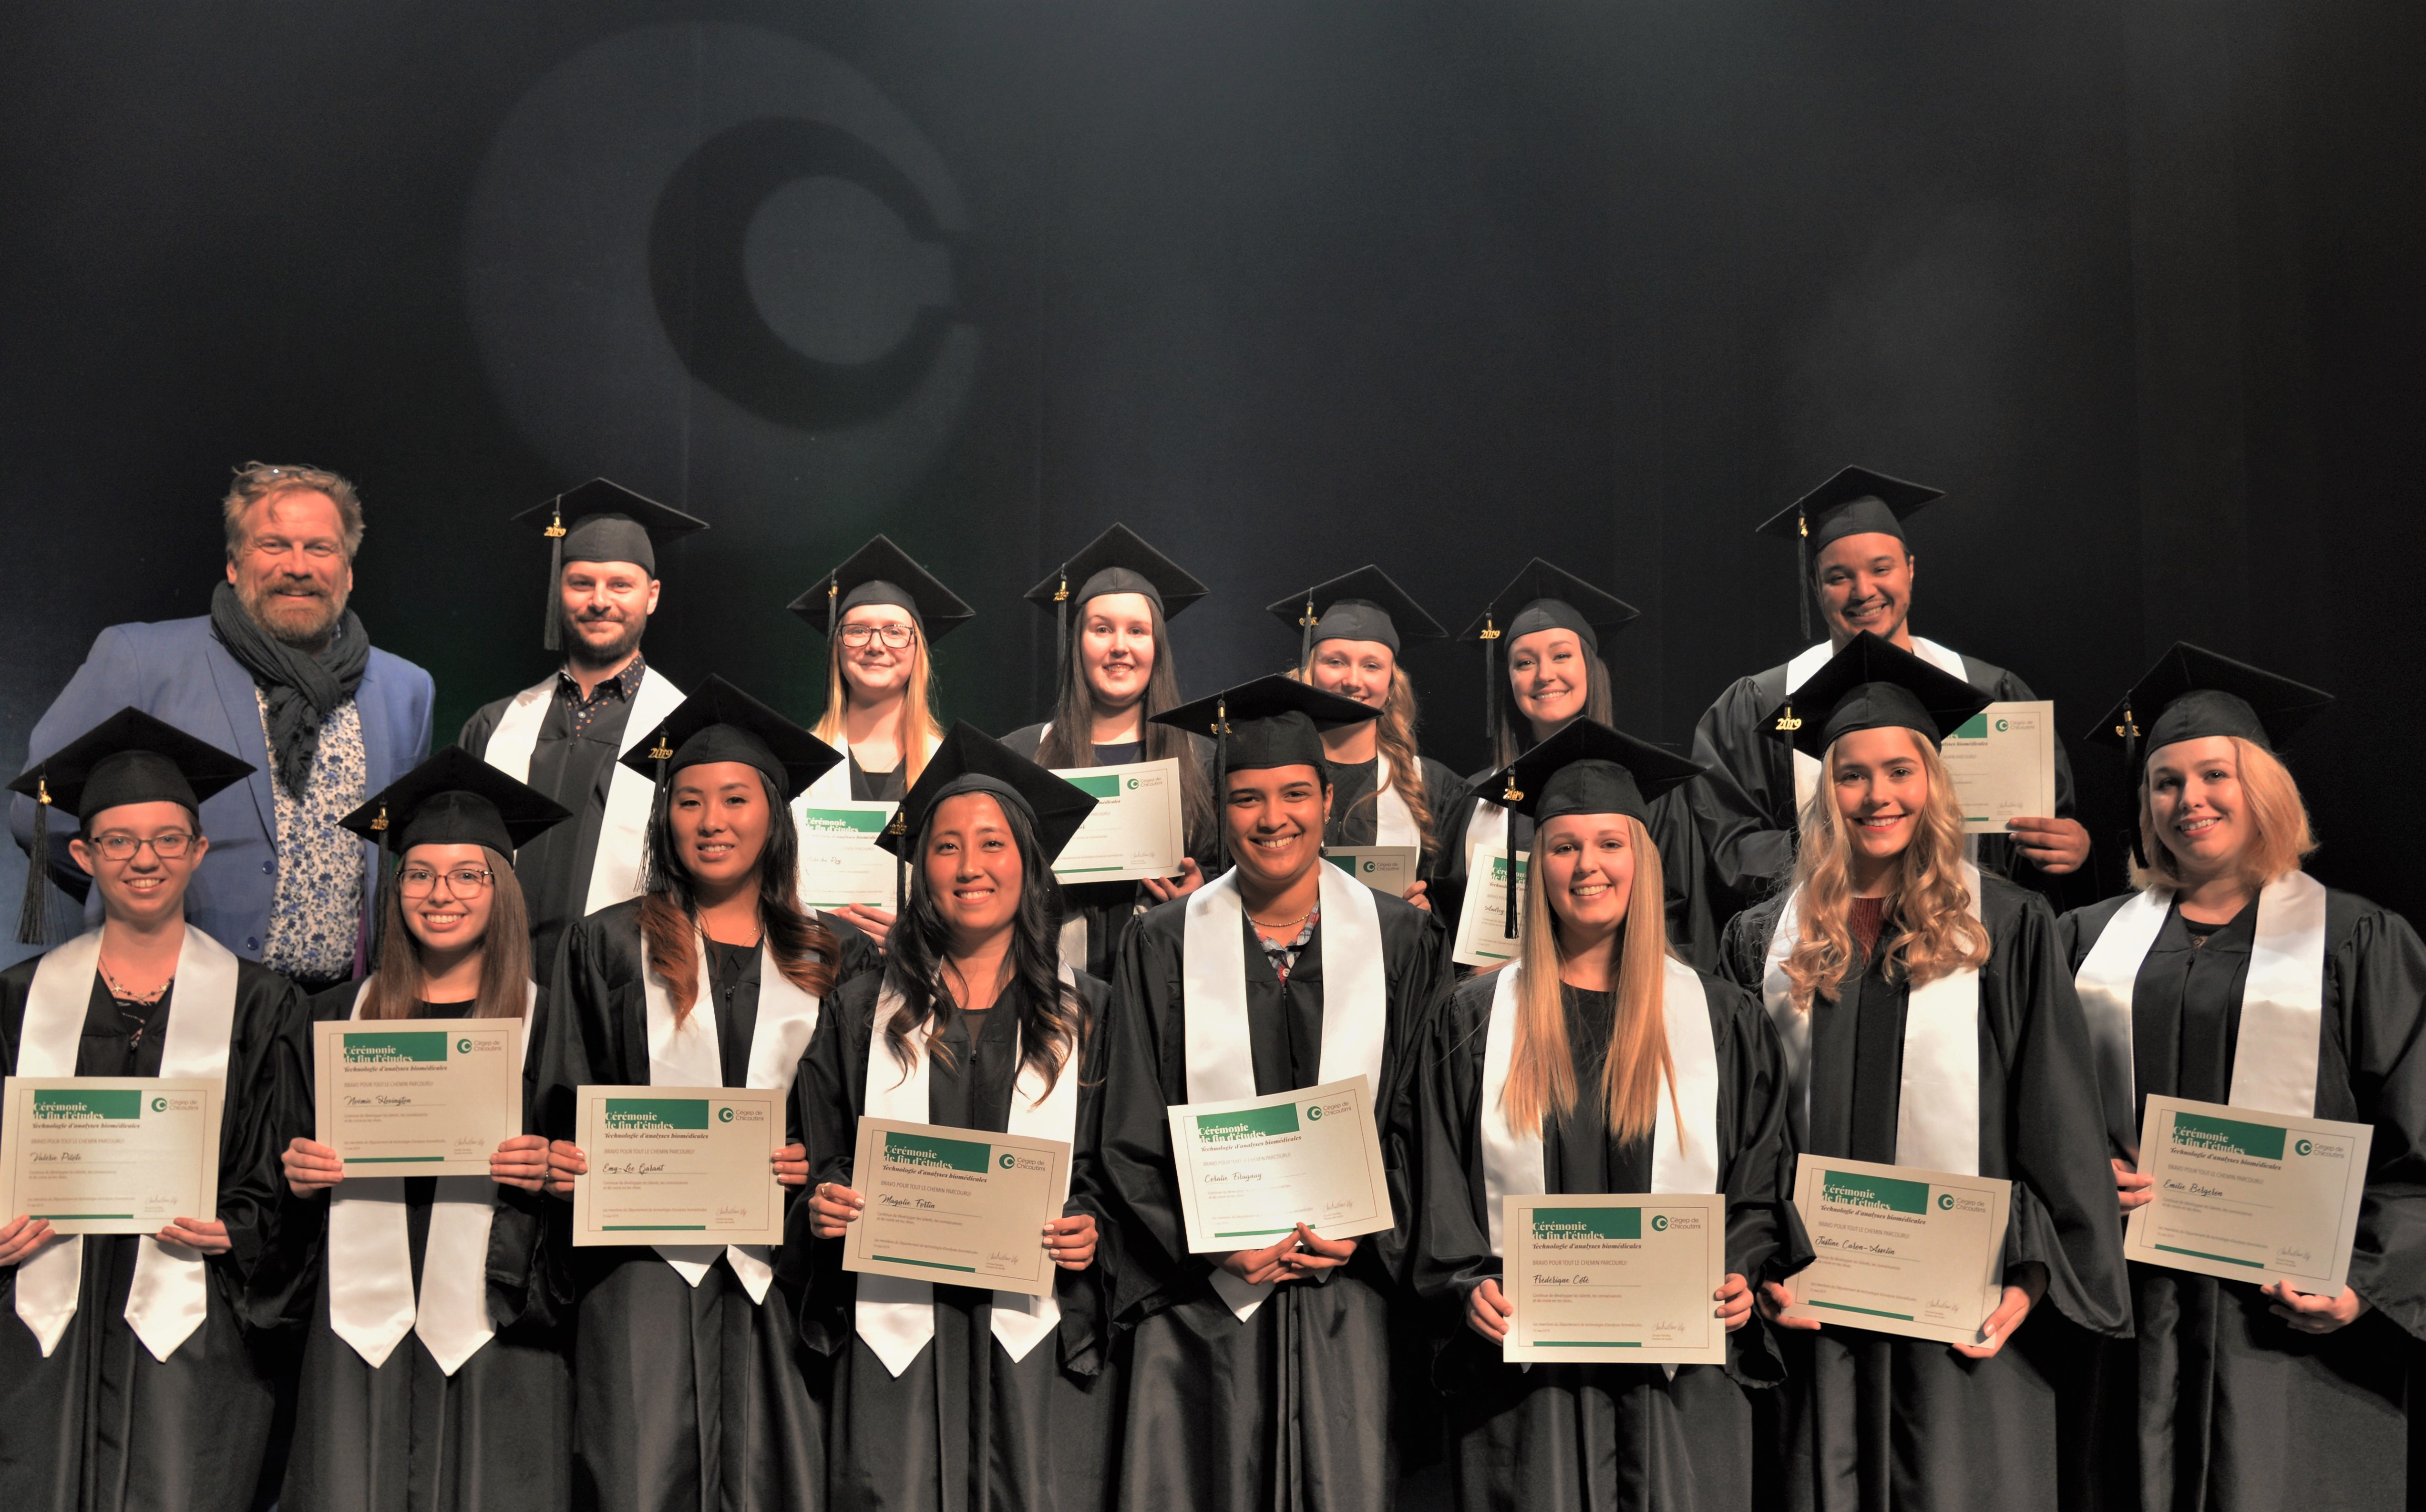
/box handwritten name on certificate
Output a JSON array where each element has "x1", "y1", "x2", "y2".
[
  {"x1": 571, "y1": 1085, "x2": 786, "y2": 1247},
  {"x1": 313, "y1": 1019, "x2": 522, "y2": 1177},
  {"x1": 842, "y1": 1118, "x2": 1071, "y2": 1299},
  {"x1": 1166, "y1": 1076, "x2": 1395, "y2": 1254},
  {"x1": 1939, "y1": 701, "x2": 2057, "y2": 835},
  {"x1": 793, "y1": 798, "x2": 900, "y2": 908},
  {"x1": 1782, "y1": 1155, "x2": 2012, "y2": 1346},
  {"x1": 2126, "y1": 1095, "x2": 2373, "y2": 1293},
  {"x1": 1049, "y1": 759, "x2": 1184, "y2": 885},
  {"x1": 1502, "y1": 1193, "x2": 1728, "y2": 1365},
  {"x1": 1325, "y1": 846, "x2": 1419, "y2": 900},
  {"x1": 0, "y1": 1077, "x2": 222, "y2": 1235},
  {"x1": 1453, "y1": 848, "x2": 1527, "y2": 968}
]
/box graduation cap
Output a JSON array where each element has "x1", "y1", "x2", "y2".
[
  {"x1": 1762, "y1": 632, "x2": 1991, "y2": 762},
  {"x1": 1022, "y1": 524, "x2": 1208, "y2": 677},
  {"x1": 788, "y1": 535, "x2": 975, "y2": 643},
  {"x1": 1474, "y1": 720, "x2": 1706, "y2": 939},
  {"x1": 510, "y1": 479, "x2": 709, "y2": 652},
  {"x1": 1755, "y1": 466, "x2": 1944, "y2": 640},
  {"x1": 878, "y1": 721, "x2": 1100, "y2": 869},
  {"x1": 1457, "y1": 559, "x2": 1639, "y2": 752},
  {"x1": 8, "y1": 707, "x2": 256, "y2": 944},
  {"x1": 1265, "y1": 565, "x2": 1445, "y2": 665},
  {"x1": 338, "y1": 746, "x2": 572, "y2": 858},
  {"x1": 1151, "y1": 675, "x2": 1376, "y2": 869}
]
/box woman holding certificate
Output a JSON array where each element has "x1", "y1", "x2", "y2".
[
  {"x1": 1715, "y1": 634, "x2": 2128, "y2": 1512},
  {"x1": 535, "y1": 679, "x2": 851, "y2": 1512},
  {"x1": 796, "y1": 723, "x2": 1115, "y2": 1511},
  {"x1": 2062, "y1": 646, "x2": 2425, "y2": 1511},
  {"x1": 263, "y1": 749, "x2": 576, "y2": 1511},
  {"x1": 0, "y1": 710, "x2": 306, "y2": 1512},
  {"x1": 1408, "y1": 720, "x2": 1810, "y2": 1512}
]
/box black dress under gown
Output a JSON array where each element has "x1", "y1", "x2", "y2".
[
  {"x1": 0, "y1": 950, "x2": 308, "y2": 1512},
  {"x1": 2058, "y1": 887, "x2": 2426, "y2": 1512},
  {"x1": 1408, "y1": 970, "x2": 1812, "y2": 1511},
  {"x1": 1717, "y1": 874, "x2": 2131, "y2": 1512},
  {"x1": 536, "y1": 901, "x2": 833, "y2": 1512},
  {"x1": 260, "y1": 984, "x2": 573, "y2": 1512},
  {"x1": 789, "y1": 969, "x2": 1122, "y2": 1511},
  {"x1": 1083, "y1": 891, "x2": 1454, "y2": 1512}
]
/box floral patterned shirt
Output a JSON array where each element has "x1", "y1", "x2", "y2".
[
  {"x1": 258, "y1": 690, "x2": 367, "y2": 983},
  {"x1": 1256, "y1": 907, "x2": 1322, "y2": 985}
]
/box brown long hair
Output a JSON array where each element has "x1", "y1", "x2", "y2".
[
  {"x1": 1293, "y1": 657, "x2": 1436, "y2": 856},
  {"x1": 638, "y1": 768, "x2": 839, "y2": 1020},
  {"x1": 357, "y1": 845, "x2": 532, "y2": 1020},
  {"x1": 2134, "y1": 736, "x2": 2317, "y2": 895},
  {"x1": 1496, "y1": 814, "x2": 1676, "y2": 1147},
  {"x1": 1492, "y1": 644, "x2": 1615, "y2": 767},
  {"x1": 1037, "y1": 592, "x2": 1216, "y2": 855},
  {"x1": 812, "y1": 621, "x2": 943, "y2": 791},
  {"x1": 1780, "y1": 735, "x2": 1988, "y2": 1012}
]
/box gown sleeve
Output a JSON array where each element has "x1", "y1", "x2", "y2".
[
  {"x1": 223, "y1": 968, "x2": 312, "y2": 1327},
  {"x1": 1406, "y1": 977, "x2": 1496, "y2": 1312},
  {"x1": 1686, "y1": 675, "x2": 1798, "y2": 913},
  {"x1": 1080, "y1": 908, "x2": 1206, "y2": 1329},
  {"x1": 1710, "y1": 976, "x2": 1815, "y2": 1387},
  {"x1": 2331, "y1": 905, "x2": 2426, "y2": 1338},
  {"x1": 787, "y1": 974, "x2": 874, "y2": 1357},
  {"x1": 1649, "y1": 784, "x2": 1723, "y2": 972}
]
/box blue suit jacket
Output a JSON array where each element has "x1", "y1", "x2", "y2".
[{"x1": 9, "y1": 615, "x2": 434, "y2": 964}]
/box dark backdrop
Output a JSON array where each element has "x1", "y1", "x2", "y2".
[{"x1": 4, "y1": 1, "x2": 2419, "y2": 970}]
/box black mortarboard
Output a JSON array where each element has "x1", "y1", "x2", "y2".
[
  {"x1": 1763, "y1": 632, "x2": 1992, "y2": 761},
  {"x1": 1023, "y1": 524, "x2": 1208, "y2": 677},
  {"x1": 617, "y1": 675, "x2": 843, "y2": 802},
  {"x1": 2087, "y1": 642, "x2": 2334, "y2": 763},
  {"x1": 1266, "y1": 565, "x2": 1445, "y2": 664},
  {"x1": 510, "y1": 479, "x2": 709, "y2": 652},
  {"x1": 9, "y1": 708, "x2": 256, "y2": 944},
  {"x1": 339, "y1": 746, "x2": 572, "y2": 857},
  {"x1": 878, "y1": 721, "x2": 1100, "y2": 867},
  {"x1": 1755, "y1": 466, "x2": 1943, "y2": 639},
  {"x1": 1471, "y1": 719, "x2": 1705, "y2": 937},
  {"x1": 788, "y1": 535, "x2": 975, "y2": 644},
  {"x1": 1457, "y1": 559, "x2": 1639, "y2": 751},
  {"x1": 1152, "y1": 675, "x2": 1374, "y2": 868}
]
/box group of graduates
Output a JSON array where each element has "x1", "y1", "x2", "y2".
[{"x1": 1, "y1": 464, "x2": 2420, "y2": 1512}]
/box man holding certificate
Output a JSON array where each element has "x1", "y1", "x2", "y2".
[
  {"x1": 1716, "y1": 635, "x2": 2127, "y2": 1512},
  {"x1": 796, "y1": 723, "x2": 1113, "y2": 1511},
  {"x1": 1408, "y1": 721, "x2": 1810, "y2": 1510},
  {"x1": 1089, "y1": 676, "x2": 1453, "y2": 1512},
  {"x1": 0, "y1": 710, "x2": 307, "y2": 1512},
  {"x1": 2062, "y1": 647, "x2": 2425, "y2": 1510}
]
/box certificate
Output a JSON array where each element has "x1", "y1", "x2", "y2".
[
  {"x1": 312, "y1": 1019, "x2": 522, "y2": 1177},
  {"x1": 1781, "y1": 1154, "x2": 2012, "y2": 1345},
  {"x1": 1501, "y1": 1193, "x2": 1728, "y2": 1365},
  {"x1": 842, "y1": 1117, "x2": 1071, "y2": 1299},
  {"x1": 1166, "y1": 1076, "x2": 1394, "y2": 1253},
  {"x1": 0, "y1": 1077, "x2": 222, "y2": 1234},
  {"x1": 1453, "y1": 847, "x2": 1527, "y2": 968},
  {"x1": 1938, "y1": 701, "x2": 2057, "y2": 835},
  {"x1": 793, "y1": 798, "x2": 899, "y2": 908},
  {"x1": 571, "y1": 1085, "x2": 786, "y2": 1247},
  {"x1": 1325, "y1": 845, "x2": 1419, "y2": 900},
  {"x1": 2125, "y1": 1095, "x2": 2373, "y2": 1294},
  {"x1": 1048, "y1": 759, "x2": 1184, "y2": 885}
]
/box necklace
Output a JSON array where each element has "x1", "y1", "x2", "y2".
[
  {"x1": 1247, "y1": 904, "x2": 1319, "y2": 931},
  {"x1": 98, "y1": 961, "x2": 170, "y2": 1005}
]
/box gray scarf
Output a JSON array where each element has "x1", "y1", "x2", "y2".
[{"x1": 210, "y1": 580, "x2": 370, "y2": 795}]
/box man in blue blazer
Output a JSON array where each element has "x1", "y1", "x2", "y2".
[{"x1": 10, "y1": 463, "x2": 432, "y2": 987}]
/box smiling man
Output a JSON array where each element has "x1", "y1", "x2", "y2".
[
  {"x1": 1687, "y1": 466, "x2": 2089, "y2": 921},
  {"x1": 1084, "y1": 674, "x2": 1453, "y2": 1512}
]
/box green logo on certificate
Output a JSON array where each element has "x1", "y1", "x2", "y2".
[
  {"x1": 31, "y1": 1089, "x2": 143, "y2": 1121},
  {"x1": 2169, "y1": 1112, "x2": 2286, "y2": 1161},
  {"x1": 2295, "y1": 1138, "x2": 2314, "y2": 1156},
  {"x1": 151, "y1": 1096, "x2": 169, "y2": 1112},
  {"x1": 603, "y1": 1099, "x2": 711, "y2": 1131},
  {"x1": 884, "y1": 1132, "x2": 994, "y2": 1173},
  {"x1": 1195, "y1": 1103, "x2": 1301, "y2": 1142},
  {"x1": 1532, "y1": 1207, "x2": 1642, "y2": 1240},
  {"x1": 718, "y1": 1106, "x2": 736, "y2": 1123},
  {"x1": 1651, "y1": 1214, "x2": 1669, "y2": 1232},
  {"x1": 999, "y1": 1152, "x2": 1018, "y2": 1170},
  {"x1": 342, "y1": 1031, "x2": 450, "y2": 1064},
  {"x1": 457, "y1": 1038, "x2": 474, "y2": 1054},
  {"x1": 1820, "y1": 1171, "x2": 1932, "y2": 1215},
  {"x1": 1938, "y1": 1193, "x2": 1955, "y2": 1210}
]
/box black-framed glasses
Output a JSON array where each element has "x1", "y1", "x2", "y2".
[
  {"x1": 838, "y1": 623, "x2": 917, "y2": 650},
  {"x1": 397, "y1": 865, "x2": 494, "y2": 898},
  {"x1": 90, "y1": 832, "x2": 197, "y2": 861}
]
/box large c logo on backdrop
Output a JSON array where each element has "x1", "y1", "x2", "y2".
[{"x1": 463, "y1": 23, "x2": 974, "y2": 519}]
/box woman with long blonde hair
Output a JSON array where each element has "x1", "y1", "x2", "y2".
[
  {"x1": 1716, "y1": 633, "x2": 2127, "y2": 1512},
  {"x1": 1408, "y1": 720, "x2": 1806, "y2": 1511},
  {"x1": 2062, "y1": 645, "x2": 2423, "y2": 1511}
]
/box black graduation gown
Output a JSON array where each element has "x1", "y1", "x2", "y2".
[
  {"x1": 1686, "y1": 650, "x2": 2076, "y2": 921},
  {"x1": 1408, "y1": 970, "x2": 1813, "y2": 1512},
  {"x1": 2057, "y1": 887, "x2": 2426, "y2": 1512},
  {"x1": 260, "y1": 985, "x2": 572, "y2": 1512},
  {"x1": 462, "y1": 675, "x2": 648, "y2": 977},
  {"x1": 1431, "y1": 772, "x2": 1722, "y2": 973},
  {"x1": 847, "y1": 754, "x2": 909, "y2": 803},
  {"x1": 0, "y1": 952, "x2": 308, "y2": 1512},
  {"x1": 1716, "y1": 874, "x2": 2131, "y2": 1512},
  {"x1": 1318, "y1": 751, "x2": 1466, "y2": 874},
  {"x1": 535, "y1": 900, "x2": 827, "y2": 1512},
  {"x1": 789, "y1": 970, "x2": 1122, "y2": 1511},
  {"x1": 1002, "y1": 727, "x2": 1154, "y2": 981},
  {"x1": 1083, "y1": 890, "x2": 1453, "y2": 1512}
]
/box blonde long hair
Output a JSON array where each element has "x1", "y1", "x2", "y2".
[
  {"x1": 1781, "y1": 735, "x2": 1988, "y2": 1012},
  {"x1": 812, "y1": 626, "x2": 943, "y2": 790},
  {"x1": 2135, "y1": 736, "x2": 2317, "y2": 895},
  {"x1": 1290, "y1": 657, "x2": 1436, "y2": 855},
  {"x1": 1497, "y1": 814, "x2": 1676, "y2": 1147}
]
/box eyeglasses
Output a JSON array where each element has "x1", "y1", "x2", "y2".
[
  {"x1": 89, "y1": 832, "x2": 197, "y2": 861},
  {"x1": 839, "y1": 624, "x2": 917, "y2": 650},
  {"x1": 397, "y1": 865, "x2": 494, "y2": 897}
]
